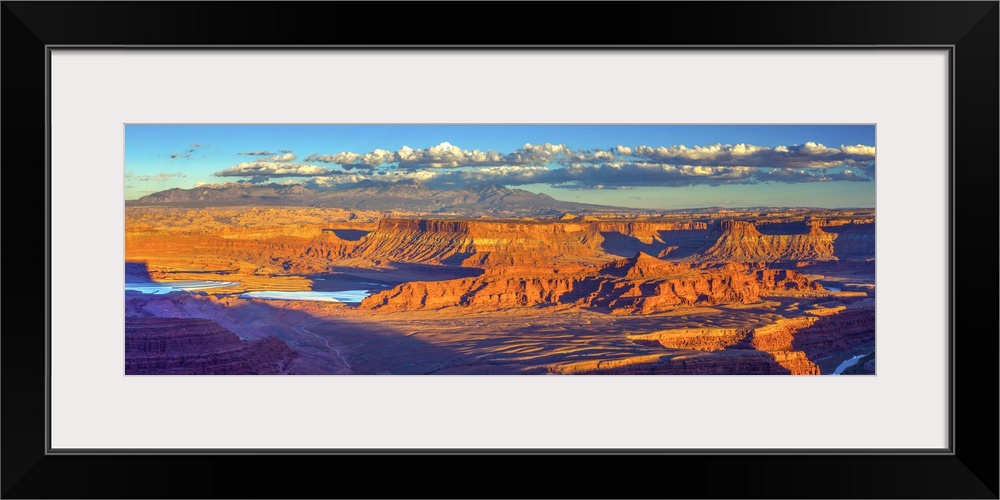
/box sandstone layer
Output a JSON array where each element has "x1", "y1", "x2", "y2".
[
  {"x1": 360, "y1": 252, "x2": 822, "y2": 314},
  {"x1": 125, "y1": 317, "x2": 298, "y2": 375},
  {"x1": 124, "y1": 205, "x2": 876, "y2": 376}
]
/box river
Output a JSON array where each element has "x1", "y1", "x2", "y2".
[{"x1": 832, "y1": 353, "x2": 869, "y2": 375}]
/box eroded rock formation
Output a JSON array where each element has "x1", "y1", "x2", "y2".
[
  {"x1": 702, "y1": 221, "x2": 837, "y2": 262},
  {"x1": 626, "y1": 317, "x2": 824, "y2": 375},
  {"x1": 125, "y1": 317, "x2": 298, "y2": 375},
  {"x1": 791, "y1": 308, "x2": 877, "y2": 362},
  {"x1": 360, "y1": 252, "x2": 822, "y2": 314}
]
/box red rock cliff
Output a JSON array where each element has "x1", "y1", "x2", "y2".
[
  {"x1": 125, "y1": 317, "x2": 298, "y2": 375},
  {"x1": 702, "y1": 221, "x2": 838, "y2": 262},
  {"x1": 360, "y1": 254, "x2": 822, "y2": 314}
]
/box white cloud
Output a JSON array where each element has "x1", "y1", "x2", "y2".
[
  {"x1": 626, "y1": 142, "x2": 875, "y2": 170},
  {"x1": 730, "y1": 143, "x2": 769, "y2": 156},
  {"x1": 305, "y1": 152, "x2": 365, "y2": 167},
  {"x1": 257, "y1": 153, "x2": 296, "y2": 163},
  {"x1": 363, "y1": 148, "x2": 401, "y2": 167},
  {"x1": 502, "y1": 143, "x2": 571, "y2": 166},
  {"x1": 214, "y1": 162, "x2": 334, "y2": 181},
  {"x1": 307, "y1": 142, "x2": 567, "y2": 169},
  {"x1": 395, "y1": 142, "x2": 507, "y2": 169},
  {"x1": 841, "y1": 144, "x2": 876, "y2": 156},
  {"x1": 800, "y1": 142, "x2": 841, "y2": 155},
  {"x1": 566, "y1": 149, "x2": 617, "y2": 163},
  {"x1": 218, "y1": 139, "x2": 875, "y2": 188}
]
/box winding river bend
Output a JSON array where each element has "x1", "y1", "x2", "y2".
[{"x1": 832, "y1": 353, "x2": 869, "y2": 375}]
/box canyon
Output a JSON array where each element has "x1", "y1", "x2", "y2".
[{"x1": 125, "y1": 197, "x2": 875, "y2": 375}]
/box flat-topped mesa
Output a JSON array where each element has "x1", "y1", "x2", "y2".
[
  {"x1": 351, "y1": 218, "x2": 727, "y2": 269},
  {"x1": 342, "y1": 217, "x2": 863, "y2": 269},
  {"x1": 359, "y1": 255, "x2": 823, "y2": 314},
  {"x1": 373, "y1": 218, "x2": 473, "y2": 234},
  {"x1": 715, "y1": 219, "x2": 763, "y2": 236},
  {"x1": 702, "y1": 219, "x2": 837, "y2": 262},
  {"x1": 595, "y1": 221, "x2": 709, "y2": 243},
  {"x1": 599, "y1": 252, "x2": 688, "y2": 279},
  {"x1": 352, "y1": 218, "x2": 606, "y2": 267}
]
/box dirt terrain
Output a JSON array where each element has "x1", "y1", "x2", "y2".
[{"x1": 125, "y1": 205, "x2": 875, "y2": 375}]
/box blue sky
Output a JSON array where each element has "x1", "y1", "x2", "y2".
[{"x1": 125, "y1": 124, "x2": 876, "y2": 209}]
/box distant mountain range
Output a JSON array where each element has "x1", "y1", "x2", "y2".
[{"x1": 127, "y1": 180, "x2": 628, "y2": 217}]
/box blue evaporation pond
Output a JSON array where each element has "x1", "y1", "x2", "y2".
[
  {"x1": 240, "y1": 290, "x2": 372, "y2": 304},
  {"x1": 125, "y1": 280, "x2": 238, "y2": 294}
]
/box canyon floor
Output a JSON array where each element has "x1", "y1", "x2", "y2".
[{"x1": 125, "y1": 206, "x2": 876, "y2": 375}]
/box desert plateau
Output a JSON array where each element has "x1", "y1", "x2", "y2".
[{"x1": 124, "y1": 125, "x2": 876, "y2": 375}]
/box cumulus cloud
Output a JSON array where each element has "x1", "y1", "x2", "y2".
[
  {"x1": 305, "y1": 152, "x2": 365, "y2": 167},
  {"x1": 302, "y1": 166, "x2": 550, "y2": 190},
  {"x1": 565, "y1": 149, "x2": 617, "y2": 163},
  {"x1": 306, "y1": 142, "x2": 573, "y2": 170},
  {"x1": 217, "y1": 140, "x2": 874, "y2": 188},
  {"x1": 257, "y1": 153, "x2": 296, "y2": 162},
  {"x1": 362, "y1": 148, "x2": 403, "y2": 167},
  {"x1": 303, "y1": 163, "x2": 753, "y2": 190},
  {"x1": 799, "y1": 141, "x2": 841, "y2": 155},
  {"x1": 841, "y1": 144, "x2": 876, "y2": 156},
  {"x1": 504, "y1": 143, "x2": 571, "y2": 166},
  {"x1": 307, "y1": 142, "x2": 509, "y2": 169},
  {"x1": 397, "y1": 143, "x2": 463, "y2": 168},
  {"x1": 624, "y1": 142, "x2": 872, "y2": 169},
  {"x1": 214, "y1": 162, "x2": 334, "y2": 182}
]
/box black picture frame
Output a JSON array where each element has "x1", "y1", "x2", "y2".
[{"x1": 3, "y1": 2, "x2": 996, "y2": 498}]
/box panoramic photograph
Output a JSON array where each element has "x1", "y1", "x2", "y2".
[{"x1": 125, "y1": 124, "x2": 876, "y2": 375}]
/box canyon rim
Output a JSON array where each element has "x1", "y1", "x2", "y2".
[{"x1": 124, "y1": 124, "x2": 876, "y2": 375}]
